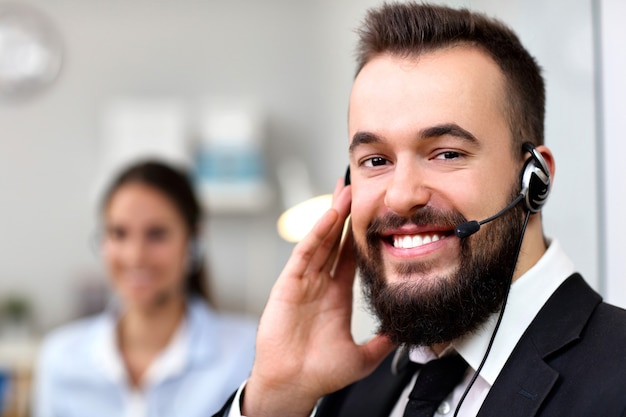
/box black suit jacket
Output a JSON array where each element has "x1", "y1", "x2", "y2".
[
  {"x1": 317, "y1": 274, "x2": 626, "y2": 416},
  {"x1": 214, "y1": 274, "x2": 626, "y2": 416}
]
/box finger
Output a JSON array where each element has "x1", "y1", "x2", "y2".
[
  {"x1": 282, "y1": 178, "x2": 351, "y2": 280},
  {"x1": 300, "y1": 179, "x2": 351, "y2": 275},
  {"x1": 331, "y1": 177, "x2": 351, "y2": 219},
  {"x1": 332, "y1": 176, "x2": 344, "y2": 199},
  {"x1": 282, "y1": 207, "x2": 340, "y2": 279},
  {"x1": 321, "y1": 182, "x2": 352, "y2": 273},
  {"x1": 330, "y1": 222, "x2": 356, "y2": 289}
]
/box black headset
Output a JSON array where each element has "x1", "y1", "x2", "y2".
[{"x1": 520, "y1": 142, "x2": 551, "y2": 213}]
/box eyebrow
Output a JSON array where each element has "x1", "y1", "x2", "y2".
[
  {"x1": 421, "y1": 123, "x2": 478, "y2": 142},
  {"x1": 349, "y1": 123, "x2": 478, "y2": 153},
  {"x1": 349, "y1": 131, "x2": 380, "y2": 152}
]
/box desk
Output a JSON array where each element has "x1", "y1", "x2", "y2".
[{"x1": 0, "y1": 338, "x2": 40, "y2": 417}]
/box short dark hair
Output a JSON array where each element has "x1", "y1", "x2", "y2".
[
  {"x1": 355, "y1": 2, "x2": 545, "y2": 150},
  {"x1": 101, "y1": 160, "x2": 212, "y2": 304}
]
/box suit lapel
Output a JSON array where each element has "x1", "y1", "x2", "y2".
[
  {"x1": 478, "y1": 274, "x2": 601, "y2": 417},
  {"x1": 477, "y1": 334, "x2": 559, "y2": 416}
]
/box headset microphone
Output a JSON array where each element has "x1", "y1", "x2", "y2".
[
  {"x1": 454, "y1": 142, "x2": 550, "y2": 239},
  {"x1": 454, "y1": 193, "x2": 525, "y2": 238}
]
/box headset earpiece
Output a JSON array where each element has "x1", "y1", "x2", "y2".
[
  {"x1": 520, "y1": 142, "x2": 551, "y2": 213},
  {"x1": 344, "y1": 166, "x2": 351, "y2": 186}
]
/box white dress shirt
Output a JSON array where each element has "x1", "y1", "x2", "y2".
[
  {"x1": 97, "y1": 311, "x2": 189, "y2": 417},
  {"x1": 33, "y1": 297, "x2": 258, "y2": 417},
  {"x1": 391, "y1": 238, "x2": 575, "y2": 416},
  {"x1": 229, "y1": 239, "x2": 576, "y2": 417}
]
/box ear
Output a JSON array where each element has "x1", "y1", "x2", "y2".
[
  {"x1": 534, "y1": 145, "x2": 556, "y2": 182},
  {"x1": 186, "y1": 238, "x2": 204, "y2": 273}
]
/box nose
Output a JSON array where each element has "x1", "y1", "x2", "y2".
[
  {"x1": 120, "y1": 237, "x2": 149, "y2": 266},
  {"x1": 383, "y1": 162, "x2": 432, "y2": 217}
]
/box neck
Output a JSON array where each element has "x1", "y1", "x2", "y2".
[
  {"x1": 511, "y1": 214, "x2": 547, "y2": 283},
  {"x1": 117, "y1": 296, "x2": 186, "y2": 387},
  {"x1": 431, "y1": 342, "x2": 449, "y2": 356},
  {"x1": 119, "y1": 296, "x2": 186, "y2": 350}
]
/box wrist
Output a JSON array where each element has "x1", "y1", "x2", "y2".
[{"x1": 242, "y1": 376, "x2": 319, "y2": 417}]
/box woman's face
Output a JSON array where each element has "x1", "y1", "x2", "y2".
[{"x1": 102, "y1": 182, "x2": 190, "y2": 311}]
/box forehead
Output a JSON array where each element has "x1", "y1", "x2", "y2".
[
  {"x1": 105, "y1": 183, "x2": 181, "y2": 224},
  {"x1": 348, "y1": 46, "x2": 509, "y2": 148}
]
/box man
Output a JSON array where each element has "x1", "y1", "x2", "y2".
[{"x1": 215, "y1": 3, "x2": 626, "y2": 416}]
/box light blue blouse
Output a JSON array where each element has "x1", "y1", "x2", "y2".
[{"x1": 32, "y1": 298, "x2": 257, "y2": 417}]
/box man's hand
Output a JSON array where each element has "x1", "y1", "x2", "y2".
[{"x1": 242, "y1": 178, "x2": 396, "y2": 417}]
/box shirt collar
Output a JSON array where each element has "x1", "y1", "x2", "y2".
[
  {"x1": 94, "y1": 312, "x2": 125, "y2": 383},
  {"x1": 407, "y1": 239, "x2": 575, "y2": 385},
  {"x1": 452, "y1": 238, "x2": 574, "y2": 385},
  {"x1": 142, "y1": 318, "x2": 188, "y2": 387},
  {"x1": 92, "y1": 303, "x2": 190, "y2": 387}
]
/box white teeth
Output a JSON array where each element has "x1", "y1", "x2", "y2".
[{"x1": 394, "y1": 233, "x2": 441, "y2": 249}]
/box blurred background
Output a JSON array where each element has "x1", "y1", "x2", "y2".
[{"x1": 0, "y1": 0, "x2": 624, "y2": 415}]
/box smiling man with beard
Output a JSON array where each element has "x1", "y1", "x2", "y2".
[
  {"x1": 358, "y1": 196, "x2": 525, "y2": 348},
  {"x1": 212, "y1": 3, "x2": 626, "y2": 417}
]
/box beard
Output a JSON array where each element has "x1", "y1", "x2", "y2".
[{"x1": 356, "y1": 193, "x2": 525, "y2": 347}]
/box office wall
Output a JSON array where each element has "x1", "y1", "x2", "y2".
[
  {"x1": 600, "y1": 0, "x2": 626, "y2": 308},
  {"x1": 0, "y1": 0, "x2": 384, "y2": 331},
  {"x1": 0, "y1": 0, "x2": 605, "y2": 334}
]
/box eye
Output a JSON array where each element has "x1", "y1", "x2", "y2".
[
  {"x1": 146, "y1": 226, "x2": 168, "y2": 243},
  {"x1": 434, "y1": 150, "x2": 462, "y2": 160},
  {"x1": 106, "y1": 226, "x2": 126, "y2": 241},
  {"x1": 362, "y1": 156, "x2": 390, "y2": 167}
]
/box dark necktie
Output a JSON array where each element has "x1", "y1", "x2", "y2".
[{"x1": 402, "y1": 353, "x2": 469, "y2": 417}]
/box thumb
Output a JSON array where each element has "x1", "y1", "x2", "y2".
[{"x1": 357, "y1": 334, "x2": 397, "y2": 378}]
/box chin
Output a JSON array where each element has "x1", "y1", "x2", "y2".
[
  {"x1": 383, "y1": 259, "x2": 459, "y2": 287},
  {"x1": 119, "y1": 289, "x2": 158, "y2": 307}
]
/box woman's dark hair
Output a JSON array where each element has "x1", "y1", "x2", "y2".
[{"x1": 100, "y1": 159, "x2": 212, "y2": 304}]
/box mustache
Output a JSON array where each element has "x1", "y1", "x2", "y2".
[{"x1": 366, "y1": 206, "x2": 468, "y2": 237}]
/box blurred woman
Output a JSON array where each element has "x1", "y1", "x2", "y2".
[{"x1": 33, "y1": 160, "x2": 257, "y2": 417}]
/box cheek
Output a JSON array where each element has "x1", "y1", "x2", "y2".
[
  {"x1": 153, "y1": 243, "x2": 187, "y2": 269},
  {"x1": 426, "y1": 171, "x2": 490, "y2": 218},
  {"x1": 101, "y1": 243, "x2": 119, "y2": 268},
  {"x1": 466, "y1": 171, "x2": 518, "y2": 218},
  {"x1": 350, "y1": 186, "x2": 382, "y2": 237}
]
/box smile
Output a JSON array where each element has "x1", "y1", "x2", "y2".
[{"x1": 392, "y1": 233, "x2": 444, "y2": 249}]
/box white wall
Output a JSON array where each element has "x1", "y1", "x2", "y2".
[
  {"x1": 465, "y1": 0, "x2": 599, "y2": 291},
  {"x1": 600, "y1": 0, "x2": 626, "y2": 308},
  {"x1": 0, "y1": 0, "x2": 344, "y2": 330},
  {"x1": 0, "y1": 0, "x2": 609, "y2": 335}
]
